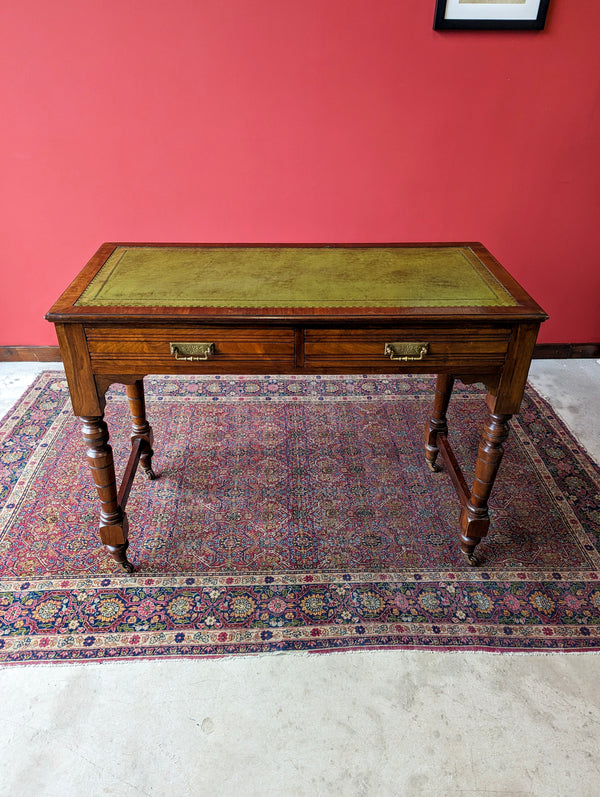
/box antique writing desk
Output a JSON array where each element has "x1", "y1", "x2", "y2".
[{"x1": 46, "y1": 243, "x2": 547, "y2": 572}]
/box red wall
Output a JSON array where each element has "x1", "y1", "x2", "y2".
[{"x1": 2, "y1": 1, "x2": 599, "y2": 345}]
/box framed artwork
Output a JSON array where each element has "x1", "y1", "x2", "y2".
[{"x1": 434, "y1": 0, "x2": 551, "y2": 30}]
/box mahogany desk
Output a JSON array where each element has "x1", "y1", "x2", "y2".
[{"x1": 46, "y1": 243, "x2": 547, "y2": 572}]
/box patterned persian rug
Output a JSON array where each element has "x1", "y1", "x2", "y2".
[{"x1": 0, "y1": 371, "x2": 599, "y2": 663}]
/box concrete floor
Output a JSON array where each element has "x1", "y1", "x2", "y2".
[{"x1": 0, "y1": 360, "x2": 599, "y2": 797}]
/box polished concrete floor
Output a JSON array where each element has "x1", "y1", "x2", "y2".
[{"x1": 0, "y1": 360, "x2": 599, "y2": 796}]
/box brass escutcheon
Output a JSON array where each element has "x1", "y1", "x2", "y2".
[
  {"x1": 384, "y1": 342, "x2": 429, "y2": 361},
  {"x1": 170, "y1": 342, "x2": 215, "y2": 361}
]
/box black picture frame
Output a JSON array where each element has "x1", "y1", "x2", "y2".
[{"x1": 434, "y1": 0, "x2": 550, "y2": 31}]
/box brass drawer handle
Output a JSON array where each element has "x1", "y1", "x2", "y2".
[
  {"x1": 384, "y1": 342, "x2": 429, "y2": 361},
  {"x1": 170, "y1": 342, "x2": 215, "y2": 361}
]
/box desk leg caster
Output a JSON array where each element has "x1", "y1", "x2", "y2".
[
  {"x1": 106, "y1": 541, "x2": 135, "y2": 573},
  {"x1": 459, "y1": 529, "x2": 483, "y2": 566},
  {"x1": 460, "y1": 524, "x2": 486, "y2": 568},
  {"x1": 143, "y1": 466, "x2": 156, "y2": 481},
  {"x1": 463, "y1": 548, "x2": 481, "y2": 567}
]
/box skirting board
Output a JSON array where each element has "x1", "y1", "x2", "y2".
[
  {"x1": 1, "y1": 343, "x2": 599, "y2": 362},
  {"x1": 0, "y1": 346, "x2": 62, "y2": 361},
  {"x1": 533, "y1": 343, "x2": 600, "y2": 359}
]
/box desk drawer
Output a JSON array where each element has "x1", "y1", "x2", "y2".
[
  {"x1": 304, "y1": 327, "x2": 511, "y2": 371},
  {"x1": 85, "y1": 326, "x2": 295, "y2": 373}
]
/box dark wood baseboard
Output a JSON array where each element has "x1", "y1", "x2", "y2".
[
  {"x1": 0, "y1": 343, "x2": 599, "y2": 362},
  {"x1": 533, "y1": 343, "x2": 600, "y2": 359},
  {"x1": 0, "y1": 346, "x2": 62, "y2": 362}
]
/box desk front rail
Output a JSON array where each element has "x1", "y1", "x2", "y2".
[{"x1": 79, "y1": 321, "x2": 514, "y2": 379}]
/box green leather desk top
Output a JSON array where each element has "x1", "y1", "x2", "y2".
[{"x1": 75, "y1": 245, "x2": 517, "y2": 309}]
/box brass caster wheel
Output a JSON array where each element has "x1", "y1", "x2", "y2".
[
  {"x1": 427, "y1": 459, "x2": 442, "y2": 473},
  {"x1": 108, "y1": 541, "x2": 135, "y2": 573},
  {"x1": 144, "y1": 467, "x2": 156, "y2": 481}
]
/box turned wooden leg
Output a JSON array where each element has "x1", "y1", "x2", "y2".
[
  {"x1": 425, "y1": 374, "x2": 455, "y2": 471},
  {"x1": 125, "y1": 380, "x2": 155, "y2": 480},
  {"x1": 81, "y1": 415, "x2": 134, "y2": 573},
  {"x1": 459, "y1": 411, "x2": 512, "y2": 565}
]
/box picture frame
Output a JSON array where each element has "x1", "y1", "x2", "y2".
[{"x1": 433, "y1": 0, "x2": 550, "y2": 31}]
